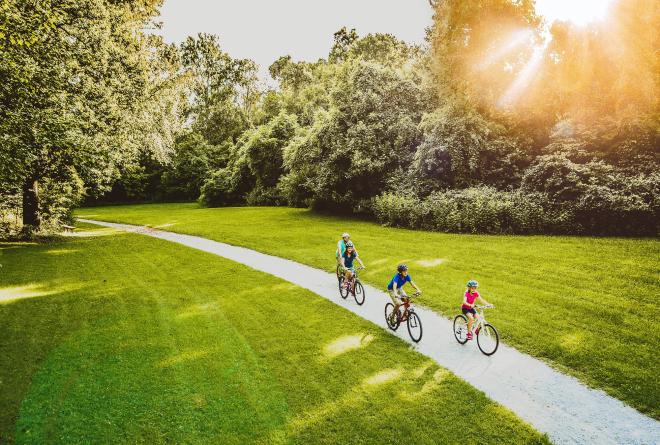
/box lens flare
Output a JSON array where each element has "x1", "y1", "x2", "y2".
[{"x1": 536, "y1": 0, "x2": 613, "y2": 26}]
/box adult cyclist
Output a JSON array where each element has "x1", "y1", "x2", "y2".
[{"x1": 336, "y1": 232, "x2": 358, "y2": 260}]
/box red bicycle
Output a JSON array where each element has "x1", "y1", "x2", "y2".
[
  {"x1": 384, "y1": 291, "x2": 422, "y2": 342},
  {"x1": 338, "y1": 266, "x2": 365, "y2": 305}
]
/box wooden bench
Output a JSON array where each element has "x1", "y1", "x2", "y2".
[{"x1": 62, "y1": 224, "x2": 75, "y2": 233}]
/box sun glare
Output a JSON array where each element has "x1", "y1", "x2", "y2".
[{"x1": 535, "y1": 0, "x2": 613, "y2": 26}]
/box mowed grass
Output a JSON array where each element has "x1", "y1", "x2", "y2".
[
  {"x1": 78, "y1": 203, "x2": 660, "y2": 419},
  {"x1": 0, "y1": 224, "x2": 548, "y2": 444}
]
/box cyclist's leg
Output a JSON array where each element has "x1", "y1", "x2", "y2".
[{"x1": 388, "y1": 290, "x2": 400, "y2": 322}]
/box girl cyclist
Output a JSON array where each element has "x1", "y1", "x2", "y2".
[
  {"x1": 462, "y1": 280, "x2": 493, "y2": 340},
  {"x1": 340, "y1": 242, "x2": 365, "y2": 290}
]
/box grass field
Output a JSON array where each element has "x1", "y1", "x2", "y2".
[
  {"x1": 0, "y1": 223, "x2": 548, "y2": 444},
  {"x1": 76, "y1": 203, "x2": 660, "y2": 419}
]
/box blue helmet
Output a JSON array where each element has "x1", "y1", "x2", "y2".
[
  {"x1": 467, "y1": 280, "x2": 478, "y2": 288},
  {"x1": 397, "y1": 264, "x2": 408, "y2": 273}
]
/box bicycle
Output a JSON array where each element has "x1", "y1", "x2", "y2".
[
  {"x1": 453, "y1": 305, "x2": 499, "y2": 356},
  {"x1": 338, "y1": 266, "x2": 366, "y2": 305},
  {"x1": 384, "y1": 291, "x2": 423, "y2": 343}
]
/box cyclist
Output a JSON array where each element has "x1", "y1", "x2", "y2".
[
  {"x1": 387, "y1": 264, "x2": 421, "y2": 323},
  {"x1": 340, "y1": 242, "x2": 365, "y2": 292},
  {"x1": 336, "y1": 232, "x2": 358, "y2": 264},
  {"x1": 462, "y1": 280, "x2": 493, "y2": 340}
]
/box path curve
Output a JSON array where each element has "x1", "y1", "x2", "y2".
[{"x1": 79, "y1": 219, "x2": 659, "y2": 445}]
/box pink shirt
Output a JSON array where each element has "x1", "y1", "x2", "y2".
[{"x1": 462, "y1": 290, "x2": 479, "y2": 309}]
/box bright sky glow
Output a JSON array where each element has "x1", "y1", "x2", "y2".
[
  {"x1": 535, "y1": 0, "x2": 614, "y2": 26},
  {"x1": 155, "y1": 0, "x2": 433, "y2": 82}
]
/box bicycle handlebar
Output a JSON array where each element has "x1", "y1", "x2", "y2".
[{"x1": 475, "y1": 304, "x2": 494, "y2": 309}]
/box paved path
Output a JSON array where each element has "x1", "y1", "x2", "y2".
[{"x1": 79, "y1": 219, "x2": 660, "y2": 445}]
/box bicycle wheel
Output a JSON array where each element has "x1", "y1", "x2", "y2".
[
  {"x1": 384, "y1": 303, "x2": 400, "y2": 331},
  {"x1": 338, "y1": 277, "x2": 349, "y2": 299},
  {"x1": 477, "y1": 323, "x2": 499, "y2": 356},
  {"x1": 353, "y1": 281, "x2": 365, "y2": 305},
  {"x1": 407, "y1": 310, "x2": 423, "y2": 343},
  {"x1": 453, "y1": 315, "x2": 468, "y2": 344}
]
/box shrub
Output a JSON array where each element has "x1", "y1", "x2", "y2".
[{"x1": 373, "y1": 187, "x2": 563, "y2": 235}]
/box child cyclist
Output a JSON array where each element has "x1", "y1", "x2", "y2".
[
  {"x1": 462, "y1": 280, "x2": 493, "y2": 340},
  {"x1": 340, "y1": 242, "x2": 365, "y2": 292},
  {"x1": 387, "y1": 264, "x2": 422, "y2": 322}
]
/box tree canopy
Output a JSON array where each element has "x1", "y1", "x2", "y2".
[{"x1": 2, "y1": 0, "x2": 657, "y2": 237}]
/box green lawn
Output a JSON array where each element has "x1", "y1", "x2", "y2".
[
  {"x1": 0, "y1": 223, "x2": 548, "y2": 444},
  {"x1": 77, "y1": 203, "x2": 660, "y2": 419}
]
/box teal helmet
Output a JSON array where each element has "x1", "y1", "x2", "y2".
[{"x1": 467, "y1": 280, "x2": 479, "y2": 288}]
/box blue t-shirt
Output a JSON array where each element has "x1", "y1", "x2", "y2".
[
  {"x1": 387, "y1": 273, "x2": 411, "y2": 290},
  {"x1": 343, "y1": 251, "x2": 357, "y2": 269}
]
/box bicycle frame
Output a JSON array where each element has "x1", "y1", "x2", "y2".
[{"x1": 397, "y1": 293, "x2": 419, "y2": 322}]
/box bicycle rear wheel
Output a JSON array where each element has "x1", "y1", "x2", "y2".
[
  {"x1": 477, "y1": 323, "x2": 499, "y2": 356},
  {"x1": 407, "y1": 310, "x2": 422, "y2": 343},
  {"x1": 384, "y1": 303, "x2": 400, "y2": 331},
  {"x1": 336, "y1": 264, "x2": 342, "y2": 282},
  {"x1": 353, "y1": 281, "x2": 365, "y2": 305},
  {"x1": 453, "y1": 315, "x2": 468, "y2": 344}
]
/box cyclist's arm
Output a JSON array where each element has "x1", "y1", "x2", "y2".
[
  {"x1": 340, "y1": 256, "x2": 346, "y2": 268},
  {"x1": 463, "y1": 294, "x2": 473, "y2": 307},
  {"x1": 477, "y1": 296, "x2": 491, "y2": 306},
  {"x1": 357, "y1": 257, "x2": 365, "y2": 268},
  {"x1": 410, "y1": 280, "x2": 422, "y2": 294}
]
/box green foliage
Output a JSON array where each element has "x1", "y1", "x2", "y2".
[
  {"x1": 160, "y1": 132, "x2": 215, "y2": 201},
  {"x1": 199, "y1": 149, "x2": 254, "y2": 207},
  {"x1": 414, "y1": 102, "x2": 527, "y2": 192},
  {"x1": 281, "y1": 59, "x2": 425, "y2": 210},
  {"x1": 245, "y1": 112, "x2": 298, "y2": 188},
  {"x1": 522, "y1": 154, "x2": 659, "y2": 235},
  {"x1": 372, "y1": 188, "x2": 554, "y2": 234},
  {"x1": 0, "y1": 0, "x2": 184, "y2": 233}
]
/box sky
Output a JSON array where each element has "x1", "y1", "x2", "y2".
[
  {"x1": 155, "y1": 0, "x2": 613, "y2": 83},
  {"x1": 155, "y1": 0, "x2": 434, "y2": 82}
]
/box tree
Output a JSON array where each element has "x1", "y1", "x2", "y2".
[
  {"x1": 0, "y1": 0, "x2": 179, "y2": 232},
  {"x1": 180, "y1": 33, "x2": 260, "y2": 136},
  {"x1": 281, "y1": 60, "x2": 425, "y2": 209}
]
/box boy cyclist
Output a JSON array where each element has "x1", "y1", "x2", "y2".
[
  {"x1": 387, "y1": 264, "x2": 422, "y2": 322},
  {"x1": 462, "y1": 280, "x2": 493, "y2": 340}
]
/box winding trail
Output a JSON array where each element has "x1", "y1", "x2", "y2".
[{"x1": 79, "y1": 218, "x2": 659, "y2": 445}]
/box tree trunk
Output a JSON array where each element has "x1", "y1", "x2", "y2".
[{"x1": 22, "y1": 177, "x2": 40, "y2": 230}]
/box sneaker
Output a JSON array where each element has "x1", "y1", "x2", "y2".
[{"x1": 466, "y1": 332, "x2": 473, "y2": 340}]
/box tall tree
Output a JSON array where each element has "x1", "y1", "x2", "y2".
[{"x1": 0, "y1": 0, "x2": 180, "y2": 231}]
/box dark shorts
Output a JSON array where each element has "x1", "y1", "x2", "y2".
[{"x1": 462, "y1": 307, "x2": 476, "y2": 316}]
